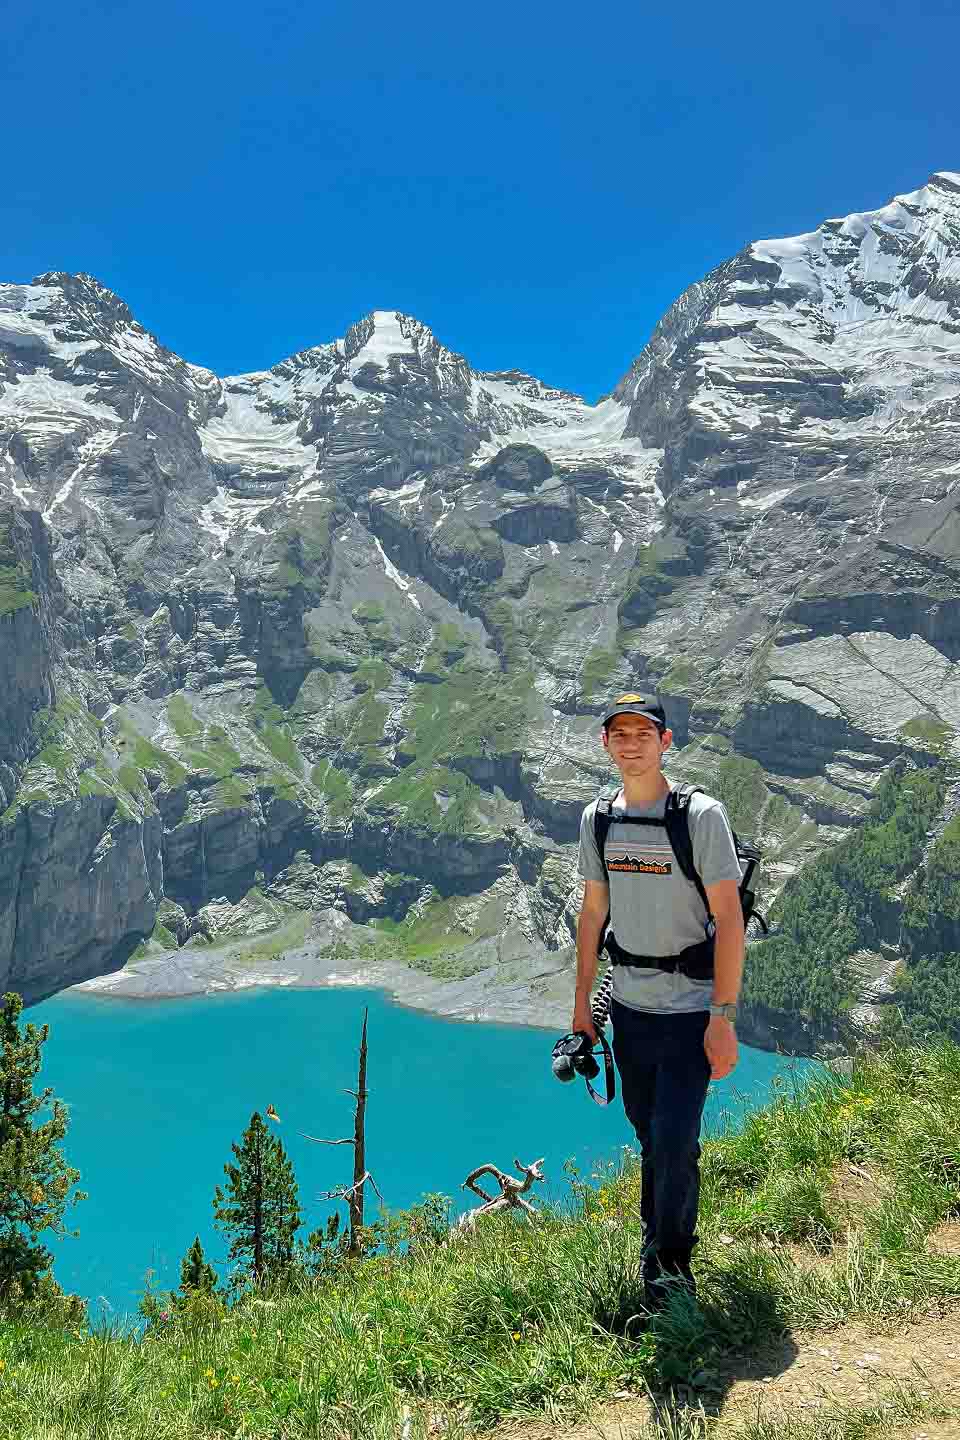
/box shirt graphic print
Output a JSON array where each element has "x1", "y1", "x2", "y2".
[{"x1": 604, "y1": 838, "x2": 673, "y2": 876}]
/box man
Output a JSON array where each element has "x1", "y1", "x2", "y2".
[{"x1": 573, "y1": 692, "x2": 744, "y2": 1313}]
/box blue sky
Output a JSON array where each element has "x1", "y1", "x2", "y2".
[{"x1": 3, "y1": 0, "x2": 958, "y2": 400}]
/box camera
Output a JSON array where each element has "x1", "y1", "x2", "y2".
[
  {"x1": 551, "y1": 1030, "x2": 600, "y2": 1083},
  {"x1": 551, "y1": 1027, "x2": 615, "y2": 1106}
]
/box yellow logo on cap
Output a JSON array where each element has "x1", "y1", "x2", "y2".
[{"x1": 616, "y1": 693, "x2": 647, "y2": 703}]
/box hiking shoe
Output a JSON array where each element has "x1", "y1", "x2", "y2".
[{"x1": 644, "y1": 1273, "x2": 696, "y2": 1315}]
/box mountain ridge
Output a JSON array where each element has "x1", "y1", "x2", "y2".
[{"x1": 3, "y1": 170, "x2": 960, "y2": 1054}]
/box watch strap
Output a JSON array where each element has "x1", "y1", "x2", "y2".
[{"x1": 710, "y1": 1002, "x2": 737, "y2": 1021}]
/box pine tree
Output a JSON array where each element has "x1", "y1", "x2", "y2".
[
  {"x1": 212, "y1": 1111, "x2": 300, "y2": 1282},
  {"x1": 0, "y1": 992, "x2": 86, "y2": 1304},
  {"x1": 178, "y1": 1235, "x2": 217, "y2": 1298}
]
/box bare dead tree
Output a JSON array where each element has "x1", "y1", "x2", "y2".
[
  {"x1": 300, "y1": 1005, "x2": 381, "y2": 1256},
  {"x1": 448, "y1": 1157, "x2": 546, "y2": 1241}
]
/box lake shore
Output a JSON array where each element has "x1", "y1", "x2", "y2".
[
  {"x1": 68, "y1": 911, "x2": 839, "y2": 1059},
  {"x1": 70, "y1": 929, "x2": 574, "y2": 1035}
]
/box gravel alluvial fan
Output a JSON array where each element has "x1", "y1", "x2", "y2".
[{"x1": 3, "y1": 172, "x2": 960, "y2": 1051}]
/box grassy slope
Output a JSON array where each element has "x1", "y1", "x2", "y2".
[
  {"x1": 0, "y1": 519, "x2": 36, "y2": 617},
  {"x1": 1, "y1": 1038, "x2": 958, "y2": 1438}
]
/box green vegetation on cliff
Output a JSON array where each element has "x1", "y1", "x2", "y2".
[
  {"x1": 365, "y1": 887, "x2": 507, "y2": 978},
  {"x1": 370, "y1": 764, "x2": 488, "y2": 837},
  {"x1": 0, "y1": 521, "x2": 37, "y2": 617},
  {"x1": 397, "y1": 652, "x2": 526, "y2": 773},
  {"x1": 617, "y1": 542, "x2": 677, "y2": 626},
  {"x1": 899, "y1": 713, "x2": 955, "y2": 754},
  {"x1": 579, "y1": 645, "x2": 620, "y2": 700},
  {"x1": 712, "y1": 754, "x2": 769, "y2": 834},
  {"x1": 117, "y1": 715, "x2": 188, "y2": 789},
  {"x1": 259, "y1": 500, "x2": 336, "y2": 598},
  {"x1": 0, "y1": 700, "x2": 155, "y2": 825},
  {"x1": 311, "y1": 759, "x2": 353, "y2": 820},
  {"x1": 903, "y1": 813, "x2": 960, "y2": 936},
  {"x1": 881, "y1": 953, "x2": 960, "y2": 1047},
  {"x1": 250, "y1": 686, "x2": 304, "y2": 773},
  {"x1": 744, "y1": 762, "x2": 949, "y2": 1023}
]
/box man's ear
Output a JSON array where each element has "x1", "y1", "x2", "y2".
[
  {"x1": 661, "y1": 728, "x2": 673, "y2": 753},
  {"x1": 600, "y1": 727, "x2": 609, "y2": 751}
]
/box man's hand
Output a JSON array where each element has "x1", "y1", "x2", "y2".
[
  {"x1": 704, "y1": 1016, "x2": 738, "y2": 1081},
  {"x1": 572, "y1": 1001, "x2": 597, "y2": 1046}
]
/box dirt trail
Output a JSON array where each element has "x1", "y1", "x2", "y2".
[{"x1": 482, "y1": 1296, "x2": 960, "y2": 1439}]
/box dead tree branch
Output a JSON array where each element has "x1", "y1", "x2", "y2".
[
  {"x1": 300, "y1": 1007, "x2": 377, "y2": 1255},
  {"x1": 448, "y1": 1157, "x2": 546, "y2": 1242}
]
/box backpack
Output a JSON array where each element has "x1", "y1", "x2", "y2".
[{"x1": 592, "y1": 781, "x2": 767, "y2": 944}]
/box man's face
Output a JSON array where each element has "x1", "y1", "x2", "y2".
[{"x1": 601, "y1": 713, "x2": 671, "y2": 775}]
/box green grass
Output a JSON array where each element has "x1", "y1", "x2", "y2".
[
  {"x1": 330, "y1": 690, "x2": 390, "y2": 752},
  {"x1": 211, "y1": 774, "x2": 257, "y2": 810},
  {"x1": 260, "y1": 502, "x2": 335, "y2": 597},
  {"x1": 618, "y1": 542, "x2": 677, "y2": 625},
  {"x1": 2, "y1": 1038, "x2": 959, "y2": 1439},
  {"x1": 311, "y1": 760, "x2": 353, "y2": 820},
  {"x1": 661, "y1": 657, "x2": 701, "y2": 692},
  {"x1": 258, "y1": 770, "x2": 304, "y2": 804},
  {"x1": 0, "y1": 701, "x2": 146, "y2": 824},
  {"x1": 117, "y1": 715, "x2": 189, "y2": 790},
  {"x1": 167, "y1": 694, "x2": 202, "y2": 741},
  {"x1": 899, "y1": 714, "x2": 954, "y2": 752},
  {"x1": 351, "y1": 601, "x2": 396, "y2": 656},
  {"x1": 223, "y1": 911, "x2": 313, "y2": 965},
  {"x1": 0, "y1": 520, "x2": 36, "y2": 616},
  {"x1": 713, "y1": 754, "x2": 769, "y2": 834},
  {"x1": 370, "y1": 891, "x2": 495, "y2": 977},
  {"x1": 250, "y1": 686, "x2": 304, "y2": 773},
  {"x1": 395, "y1": 660, "x2": 528, "y2": 775},
  {"x1": 579, "y1": 645, "x2": 620, "y2": 700},
  {"x1": 369, "y1": 765, "x2": 488, "y2": 836},
  {"x1": 175, "y1": 715, "x2": 250, "y2": 784}
]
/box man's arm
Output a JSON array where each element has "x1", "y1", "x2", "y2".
[
  {"x1": 574, "y1": 879, "x2": 609, "y2": 1011},
  {"x1": 705, "y1": 878, "x2": 745, "y2": 1005}
]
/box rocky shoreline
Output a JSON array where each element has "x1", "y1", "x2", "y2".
[
  {"x1": 69, "y1": 919, "x2": 573, "y2": 1036},
  {"x1": 66, "y1": 911, "x2": 843, "y2": 1060}
]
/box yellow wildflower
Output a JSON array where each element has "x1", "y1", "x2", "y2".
[
  {"x1": 512, "y1": 1331, "x2": 521, "y2": 1341},
  {"x1": 203, "y1": 1367, "x2": 215, "y2": 1379}
]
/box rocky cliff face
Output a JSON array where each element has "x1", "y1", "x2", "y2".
[{"x1": 2, "y1": 175, "x2": 960, "y2": 1043}]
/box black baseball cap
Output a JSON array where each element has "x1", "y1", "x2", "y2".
[{"x1": 601, "y1": 692, "x2": 667, "y2": 731}]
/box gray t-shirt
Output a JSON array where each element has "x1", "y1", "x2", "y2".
[{"x1": 578, "y1": 787, "x2": 742, "y2": 1015}]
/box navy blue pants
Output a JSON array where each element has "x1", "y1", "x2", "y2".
[{"x1": 610, "y1": 999, "x2": 711, "y2": 1295}]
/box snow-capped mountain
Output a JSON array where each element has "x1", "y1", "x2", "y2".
[{"x1": 2, "y1": 172, "x2": 960, "y2": 1052}]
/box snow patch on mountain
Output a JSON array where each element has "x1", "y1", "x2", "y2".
[
  {"x1": 198, "y1": 486, "x2": 277, "y2": 549},
  {"x1": 199, "y1": 384, "x2": 318, "y2": 475},
  {"x1": 471, "y1": 391, "x2": 665, "y2": 497},
  {"x1": 373, "y1": 536, "x2": 421, "y2": 609},
  {"x1": 352, "y1": 311, "x2": 416, "y2": 369}
]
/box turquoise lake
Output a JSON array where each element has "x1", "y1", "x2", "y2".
[{"x1": 28, "y1": 986, "x2": 821, "y2": 1327}]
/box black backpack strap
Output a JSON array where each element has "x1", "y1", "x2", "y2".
[
  {"x1": 591, "y1": 789, "x2": 620, "y2": 952},
  {"x1": 663, "y1": 784, "x2": 714, "y2": 929},
  {"x1": 592, "y1": 789, "x2": 620, "y2": 885}
]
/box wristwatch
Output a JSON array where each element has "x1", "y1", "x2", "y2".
[{"x1": 710, "y1": 1002, "x2": 737, "y2": 1022}]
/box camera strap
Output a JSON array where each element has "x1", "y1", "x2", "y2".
[{"x1": 585, "y1": 1028, "x2": 616, "y2": 1107}]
